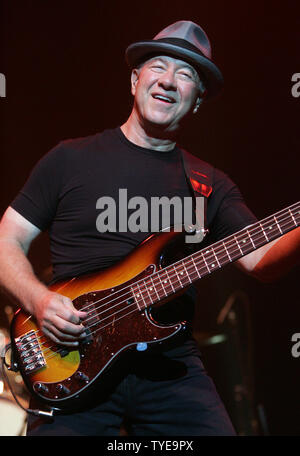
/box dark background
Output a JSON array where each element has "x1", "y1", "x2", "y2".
[{"x1": 0, "y1": 0, "x2": 299, "y2": 435}]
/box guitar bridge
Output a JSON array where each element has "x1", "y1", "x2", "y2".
[{"x1": 15, "y1": 330, "x2": 46, "y2": 373}]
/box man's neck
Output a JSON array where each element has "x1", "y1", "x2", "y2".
[{"x1": 120, "y1": 114, "x2": 177, "y2": 152}]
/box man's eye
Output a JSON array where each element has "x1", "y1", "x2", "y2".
[{"x1": 178, "y1": 72, "x2": 192, "y2": 79}]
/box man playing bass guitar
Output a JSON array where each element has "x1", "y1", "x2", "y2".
[{"x1": 0, "y1": 21, "x2": 299, "y2": 436}]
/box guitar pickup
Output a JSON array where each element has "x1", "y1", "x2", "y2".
[
  {"x1": 80, "y1": 327, "x2": 93, "y2": 345},
  {"x1": 59, "y1": 348, "x2": 70, "y2": 358}
]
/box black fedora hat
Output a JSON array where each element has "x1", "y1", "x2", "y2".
[{"x1": 125, "y1": 20, "x2": 224, "y2": 99}]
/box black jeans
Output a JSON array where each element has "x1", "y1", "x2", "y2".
[{"x1": 26, "y1": 339, "x2": 236, "y2": 436}]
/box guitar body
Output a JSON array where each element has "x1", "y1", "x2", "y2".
[{"x1": 10, "y1": 228, "x2": 187, "y2": 412}]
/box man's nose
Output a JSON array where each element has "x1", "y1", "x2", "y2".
[{"x1": 158, "y1": 70, "x2": 177, "y2": 91}]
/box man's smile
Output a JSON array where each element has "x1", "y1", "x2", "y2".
[{"x1": 151, "y1": 93, "x2": 176, "y2": 104}]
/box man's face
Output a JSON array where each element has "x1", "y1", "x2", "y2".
[{"x1": 131, "y1": 55, "x2": 202, "y2": 133}]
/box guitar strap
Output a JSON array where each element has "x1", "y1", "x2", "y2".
[{"x1": 180, "y1": 148, "x2": 213, "y2": 244}]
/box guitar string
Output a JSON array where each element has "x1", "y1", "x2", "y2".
[
  {"x1": 72, "y1": 206, "x2": 299, "y2": 342},
  {"x1": 36, "y1": 205, "x2": 298, "y2": 357},
  {"x1": 42, "y1": 206, "x2": 298, "y2": 363},
  {"x1": 60, "y1": 203, "x2": 300, "y2": 323},
  {"x1": 64, "y1": 205, "x2": 300, "y2": 323},
  {"x1": 38, "y1": 209, "x2": 299, "y2": 362},
  {"x1": 27, "y1": 205, "x2": 300, "y2": 360},
  {"x1": 41, "y1": 225, "x2": 299, "y2": 363},
  {"x1": 74, "y1": 201, "x2": 300, "y2": 316},
  {"x1": 30, "y1": 207, "x2": 299, "y2": 358}
]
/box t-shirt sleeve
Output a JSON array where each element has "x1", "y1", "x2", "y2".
[
  {"x1": 10, "y1": 143, "x2": 65, "y2": 231},
  {"x1": 207, "y1": 167, "x2": 258, "y2": 243}
]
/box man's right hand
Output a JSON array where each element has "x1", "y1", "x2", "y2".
[
  {"x1": 0, "y1": 207, "x2": 88, "y2": 347},
  {"x1": 33, "y1": 291, "x2": 88, "y2": 347}
]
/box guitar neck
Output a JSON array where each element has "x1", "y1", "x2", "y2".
[{"x1": 132, "y1": 201, "x2": 300, "y2": 310}]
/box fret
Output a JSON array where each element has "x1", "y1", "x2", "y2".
[
  {"x1": 289, "y1": 208, "x2": 298, "y2": 226},
  {"x1": 211, "y1": 247, "x2": 221, "y2": 268},
  {"x1": 149, "y1": 276, "x2": 160, "y2": 301},
  {"x1": 159, "y1": 269, "x2": 174, "y2": 295},
  {"x1": 165, "y1": 268, "x2": 175, "y2": 293},
  {"x1": 234, "y1": 235, "x2": 244, "y2": 256},
  {"x1": 199, "y1": 250, "x2": 211, "y2": 274},
  {"x1": 234, "y1": 232, "x2": 253, "y2": 256},
  {"x1": 225, "y1": 240, "x2": 241, "y2": 261},
  {"x1": 247, "y1": 229, "x2": 257, "y2": 250},
  {"x1": 273, "y1": 215, "x2": 283, "y2": 234},
  {"x1": 197, "y1": 248, "x2": 219, "y2": 274},
  {"x1": 191, "y1": 256, "x2": 201, "y2": 279},
  {"x1": 259, "y1": 222, "x2": 269, "y2": 242},
  {"x1": 165, "y1": 266, "x2": 178, "y2": 290},
  {"x1": 290, "y1": 205, "x2": 300, "y2": 224},
  {"x1": 144, "y1": 282, "x2": 154, "y2": 305},
  {"x1": 136, "y1": 282, "x2": 150, "y2": 308},
  {"x1": 250, "y1": 223, "x2": 269, "y2": 249},
  {"x1": 211, "y1": 242, "x2": 230, "y2": 267},
  {"x1": 274, "y1": 206, "x2": 299, "y2": 236},
  {"x1": 130, "y1": 283, "x2": 143, "y2": 310},
  {"x1": 142, "y1": 277, "x2": 159, "y2": 304},
  {"x1": 173, "y1": 265, "x2": 184, "y2": 288},
  {"x1": 178, "y1": 262, "x2": 191, "y2": 286},
  {"x1": 156, "y1": 273, "x2": 168, "y2": 298},
  {"x1": 182, "y1": 261, "x2": 192, "y2": 283},
  {"x1": 222, "y1": 241, "x2": 232, "y2": 262},
  {"x1": 262, "y1": 218, "x2": 282, "y2": 242},
  {"x1": 205, "y1": 249, "x2": 217, "y2": 270}
]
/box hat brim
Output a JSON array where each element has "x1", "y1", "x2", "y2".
[{"x1": 125, "y1": 40, "x2": 224, "y2": 99}]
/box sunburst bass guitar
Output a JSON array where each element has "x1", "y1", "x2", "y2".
[{"x1": 10, "y1": 201, "x2": 299, "y2": 412}]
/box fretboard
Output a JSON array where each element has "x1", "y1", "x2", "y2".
[{"x1": 131, "y1": 201, "x2": 300, "y2": 310}]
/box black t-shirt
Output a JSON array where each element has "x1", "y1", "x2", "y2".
[{"x1": 11, "y1": 127, "x2": 257, "y2": 322}]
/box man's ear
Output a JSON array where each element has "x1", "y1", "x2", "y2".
[
  {"x1": 193, "y1": 96, "x2": 203, "y2": 114},
  {"x1": 131, "y1": 69, "x2": 140, "y2": 96}
]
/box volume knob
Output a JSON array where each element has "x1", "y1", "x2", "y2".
[
  {"x1": 34, "y1": 382, "x2": 49, "y2": 394},
  {"x1": 56, "y1": 383, "x2": 70, "y2": 395},
  {"x1": 75, "y1": 371, "x2": 89, "y2": 383}
]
